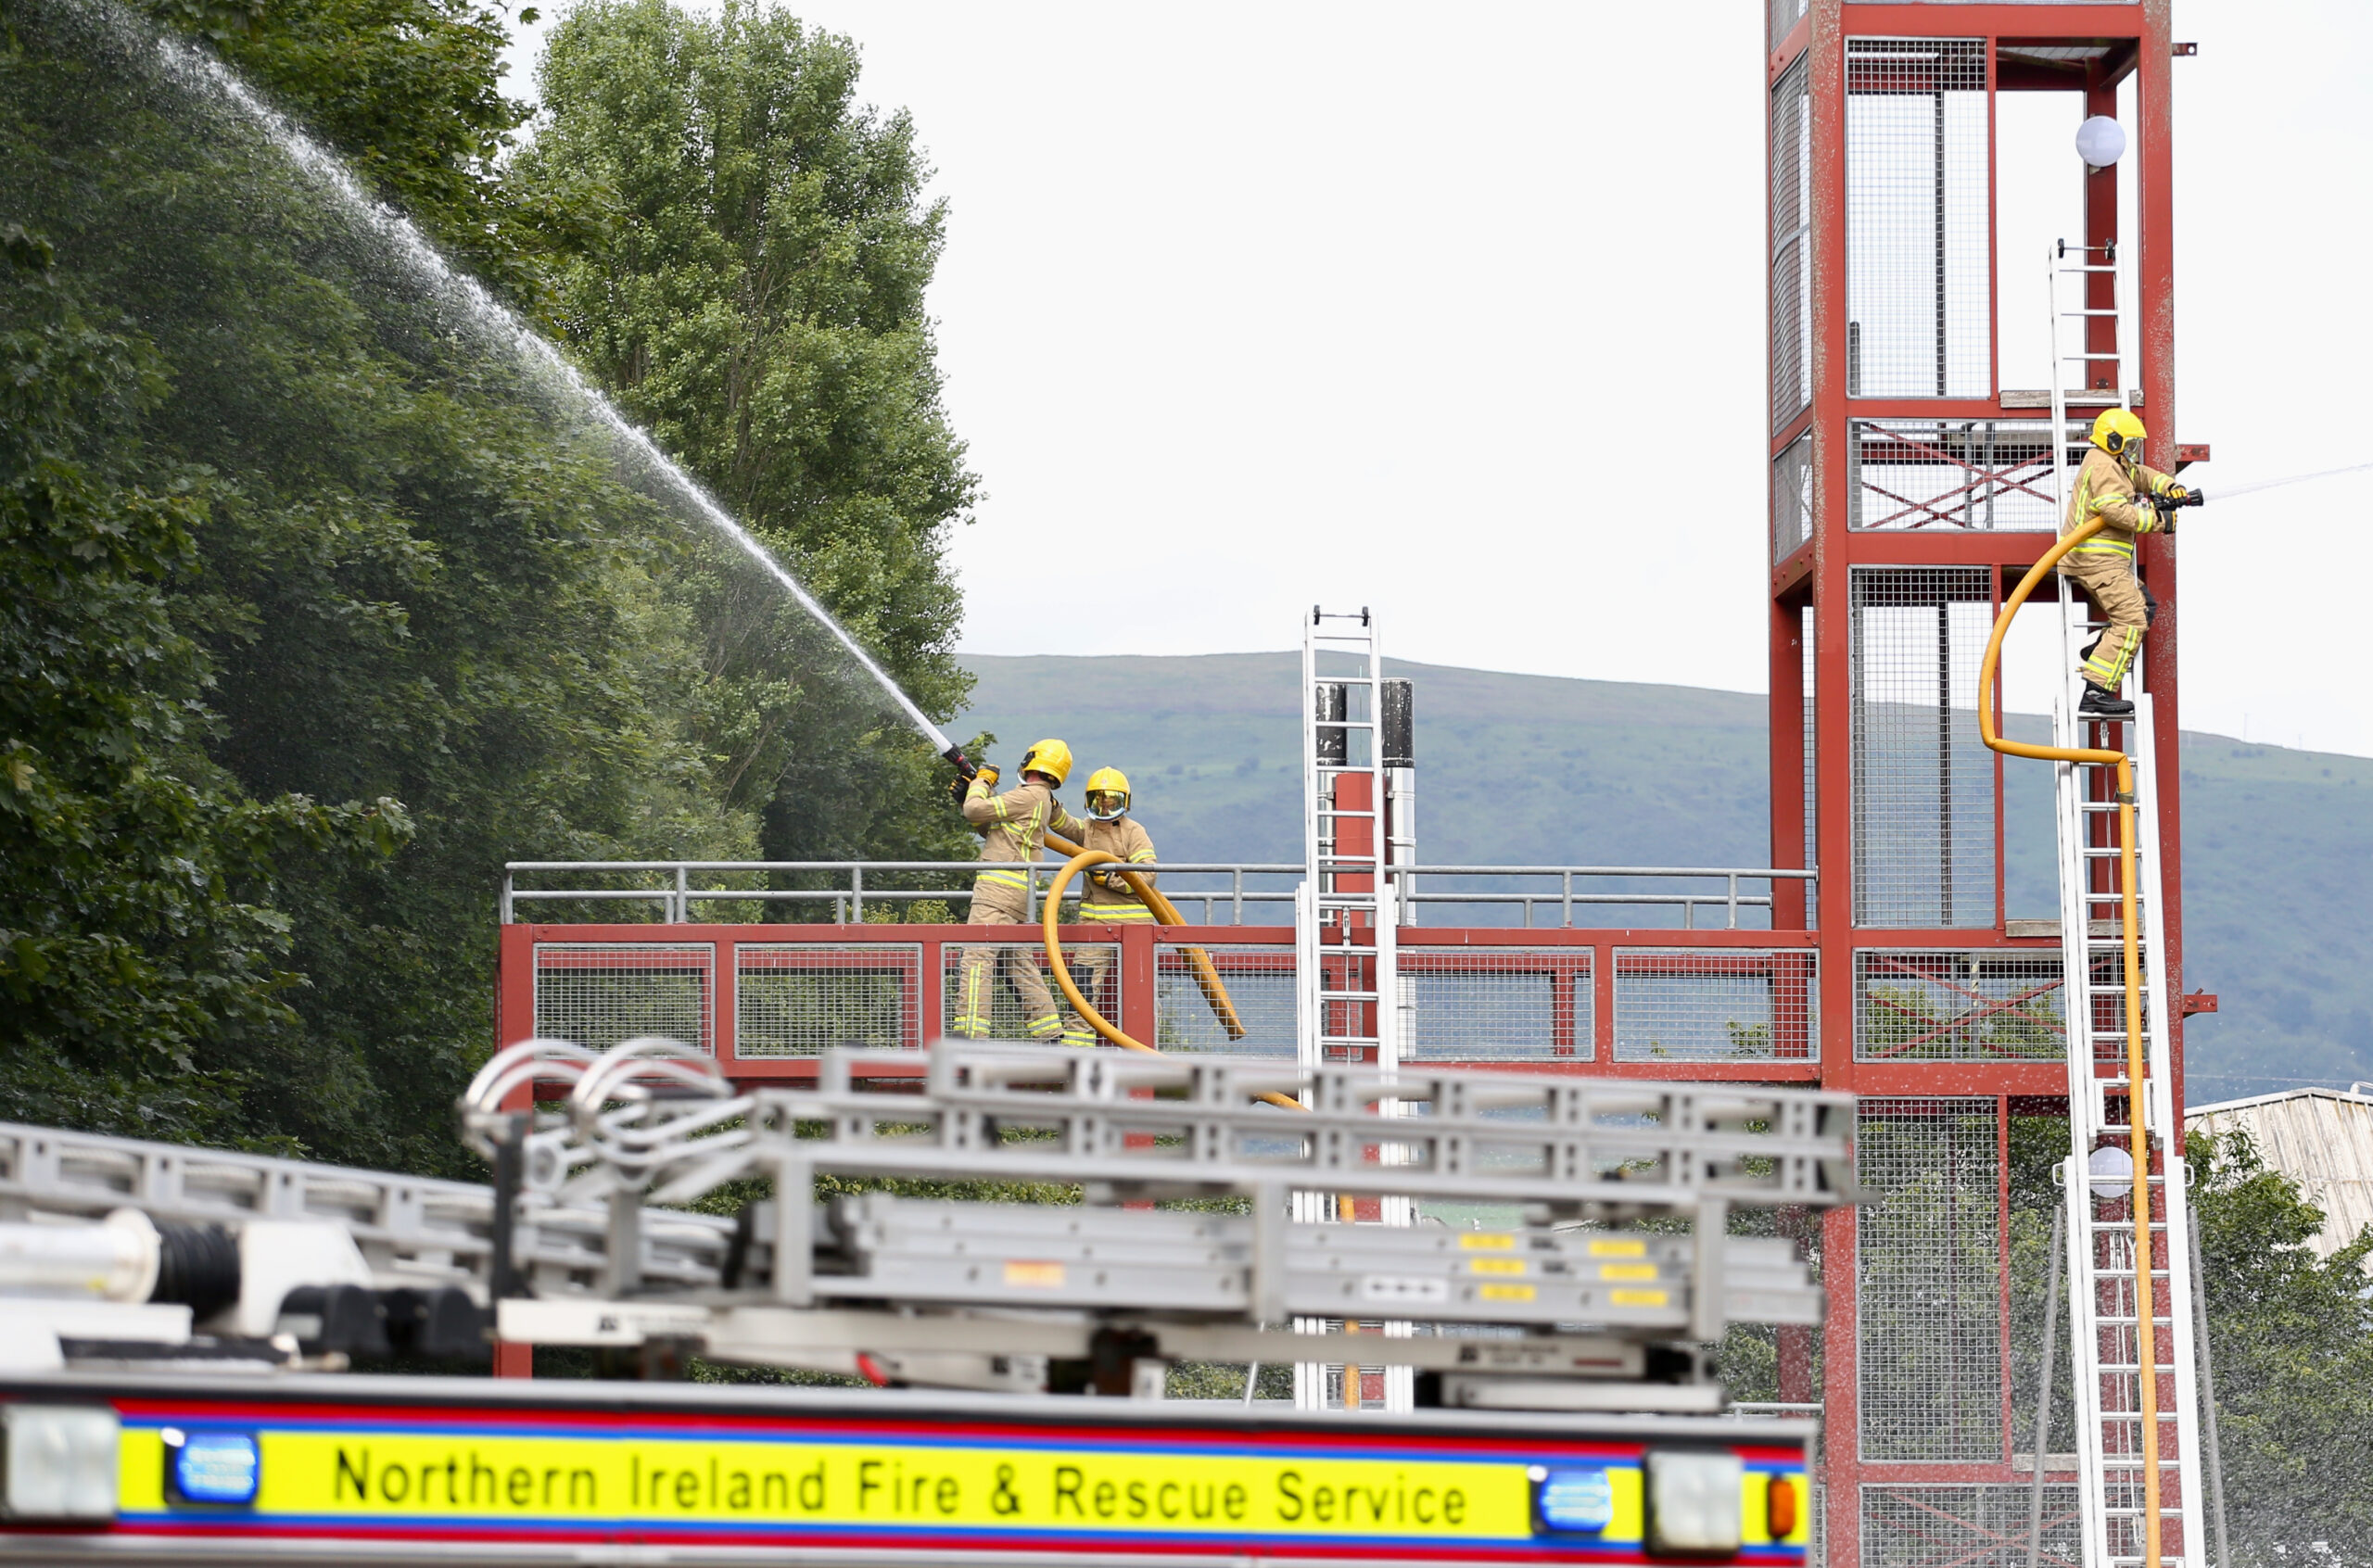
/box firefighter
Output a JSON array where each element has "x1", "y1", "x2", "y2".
[
  {"x1": 1062, "y1": 767, "x2": 1159, "y2": 1047},
  {"x1": 2061, "y1": 407, "x2": 2193, "y2": 719},
  {"x1": 951, "y1": 739, "x2": 1087, "y2": 1041}
]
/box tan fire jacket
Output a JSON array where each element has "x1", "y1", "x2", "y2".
[
  {"x1": 962, "y1": 777, "x2": 1088, "y2": 896},
  {"x1": 1073, "y1": 816, "x2": 1158, "y2": 919},
  {"x1": 2062, "y1": 448, "x2": 2178, "y2": 562}
]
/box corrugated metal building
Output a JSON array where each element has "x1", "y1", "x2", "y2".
[{"x1": 2189, "y1": 1087, "x2": 2373, "y2": 1265}]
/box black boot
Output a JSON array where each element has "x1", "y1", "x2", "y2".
[{"x1": 2078, "y1": 680, "x2": 2133, "y2": 719}]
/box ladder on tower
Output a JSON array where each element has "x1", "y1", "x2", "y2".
[
  {"x1": 2046, "y1": 242, "x2": 2206, "y2": 1568},
  {"x1": 1298, "y1": 605, "x2": 1399, "y2": 1075},
  {"x1": 1292, "y1": 607, "x2": 1410, "y2": 1413}
]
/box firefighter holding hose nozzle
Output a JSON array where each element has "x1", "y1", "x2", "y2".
[
  {"x1": 2062, "y1": 408, "x2": 2203, "y2": 719},
  {"x1": 950, "y1": 739, "x2": 1088, "y2": 1041}
]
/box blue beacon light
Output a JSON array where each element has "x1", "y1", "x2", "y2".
[
  {"x1": 1531, "y1": 1465, "x2": 1617, "y2": 1534},
  {"x1": 164, "y1": 1429, "x2": 261, "y2": 1507}
]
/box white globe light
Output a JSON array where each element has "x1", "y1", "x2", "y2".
[
  {"x1": 2087, "y1": 1143, "x2": 2135, "y2": 1202},
  {"x1": 2075, "y1": 116, "x2": 2127, "y2": 169}
]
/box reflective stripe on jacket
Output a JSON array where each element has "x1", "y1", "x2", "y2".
[
  {"x1": 2062, "y1": 448, "x2": 2176, "y2": 557},
  {"x1": 962, "y1": 778, "x2": 1086, "y2": 895},
  {"x1": 1074, "y1": 816, "x2": 1158, "y2": 920}
]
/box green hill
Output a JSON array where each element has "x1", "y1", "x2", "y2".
[{"x1": 953, "y1": 652, "x2": 2373, "y2": 1102}]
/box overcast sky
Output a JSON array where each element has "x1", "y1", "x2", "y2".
[{"x1": 503, "y1": 1, "x2": 2373, "y2": 758}]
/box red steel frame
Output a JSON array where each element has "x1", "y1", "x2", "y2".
[
  {"x1": 488, "y1": 4, "x2": 2189, "y2": 1548},
  {"x1": 1768, "y1": 6, "x2": 2183, "y2": 1565}
]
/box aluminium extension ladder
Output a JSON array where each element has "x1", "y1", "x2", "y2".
[
  {"x1": 2047, "y1": 242, "x2": 2206, "y2": 1568},
  {"x1": 1292, "y1": 608, "x2": 1411, "y2": 1413}
]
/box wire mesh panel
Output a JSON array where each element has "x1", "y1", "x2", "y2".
[
  {"x1": 1774, "y1": 431, "x2": 1814, "y2": 562},
  {"x1": 1857, "y1": 1098, "x2": 2002, "y2": 1461},
  {"x1": 736, "y1": 944, "x2": 920, "y2": 1057},
  {"x1": 1849, "y1": 420, "x2": 2072, "y2": 531},
  {"x1": 533, "y1": 942, "x2": 714, "y2": 1054},
  {"x1": 1860, "y1": 1485, "x2": 2080, "y2": 1568},
  {"x1": 1613, "y1": 950, "x2": 1817, "y2": 1062},
  {"x1": 1850, "y1": 567, "x2": 1996, "y2": 928},
  {"x1": 1156, "y1": 943, "x2": 1295, "y2": 1057},
  {"x1": 1770, "y1": 0, "x2": 1807, "y2": 53},
  {"x1": 1846, "y1": 39, "x2": 1989, "y2": 398},
  {"x1": 939, "y1": 942, "x2": 1118, "y2": 1044},
  {"x1": 1771, "y1": 55, "x2": 1813, "y2": 431},
  {"x1": 1855, "y1": 950, "x2": 2064, "y2": 1062},
  {"x1": 1398, "y1": 948, "x2": 1590, "y2": 1062}
]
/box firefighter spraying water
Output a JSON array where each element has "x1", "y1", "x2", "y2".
[{"x1": 2061, "y1": 409, "x2": 2204, "y2": 718}]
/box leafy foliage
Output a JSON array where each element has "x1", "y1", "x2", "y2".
[
  {"x1": 0, "y1": 226, "x2": 405, "y2": 1141},
  {"x1": 0, "y1": 0, "x2": 978, "y2": 1168},
  {"x1": 514, "y1": 0, "x2": 977, "y2": 866},
  {"x1": 2187, "y1": 1128, "x2": 2373, "y2": 1562}
]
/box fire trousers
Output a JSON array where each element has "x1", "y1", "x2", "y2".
[
  {"x1": 1061, "y1": 898, "x2": 1154, "y2": 1047},
  {"x1": 952, "y1": 879, "x2": 1062, "y2": 1041},
  {"x1": 2061, "y1": 550, "x2": 2158, "y2": 690}
]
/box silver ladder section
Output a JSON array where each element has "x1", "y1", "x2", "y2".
[
  {"x1": 2047, "y1": 241, "x2": 2206, "y2": 1568},
  {"x1": 1298, "y1": 605, "x2": 1400, "y2": 1074},
  {"x1": 0, "y1": 1121, "x2": 733, "y2": 1300},
  {"x1": 1294, "y1": 608, "x2": 1408, "y2": 1412}
]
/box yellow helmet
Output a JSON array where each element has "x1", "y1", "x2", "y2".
[
  {"x1": 1018, "y1": 738, "x2": 1073, "y2": 787},
  {"x1": 1084, "y1": 766, "x2": 1131, "y2": 821},
  {"x1": 2090, "y1": 407, "x2": 2147, "y2": 458}
]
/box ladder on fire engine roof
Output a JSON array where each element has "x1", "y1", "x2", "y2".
[
  {"x1": 0, "y1": 1041, "x2": 1854, "y2": 1407},
  {"x1": 1293, "y1": 608, "x2": 1409, "y2": 1415},
  {"x1": 2047, "y1": 240, "x2": 2206, "y2": 1568}
]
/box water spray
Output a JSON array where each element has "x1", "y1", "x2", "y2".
[
  {"x1": 2191, "y1": 458, "x2": 2373, "y2": 500},
  {"x1": 151, "y1": 28, "x2": 976, "y2": 778}
]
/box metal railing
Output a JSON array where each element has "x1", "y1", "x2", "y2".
[{"x1": 503, "y1": 861, "x2": 1818, "y2": 930}]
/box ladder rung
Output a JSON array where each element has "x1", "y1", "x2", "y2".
[
  {"x1": 2060, "y1": 264, "x2": 2118, "y2": 272},
  {"x1": 1317, "y1": 991, "x2": 1379, "y2": 1002},
  {"x1": 2064, "y1": 350, "x2": 2124, "y2": 360},
  {"x1": 2062, "y1": 310, "x2": 2121, "y2": 317}
]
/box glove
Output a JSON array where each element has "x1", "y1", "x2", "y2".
[
  {"x1": 2164, "y1": 484, "x2": 2189, "y2": 502},
  {"x1": 948, "y1": 764, "x2": 999, "y2": 807},
  {"x1": 1096, "y1": 868, "x2": 1129, "y2": 891}
]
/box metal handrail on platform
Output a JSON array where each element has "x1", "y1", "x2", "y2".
[{"x1": 502, "y1": 860, "x2": 1818, "y2": 929}]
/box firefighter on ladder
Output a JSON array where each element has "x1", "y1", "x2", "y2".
[
  {"x1": 952, "y1": 739, "x2": 1088, "y2": 1041},
  {"x1": 1061, "y1": 767, "x2": 1159, "y2": 1047},
  {"x1": 2062, "y1": 407, "x2": 2196, "y2": 719}
]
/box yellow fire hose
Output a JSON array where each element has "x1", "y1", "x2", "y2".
[
  {"x1": 1977, "y1": 513, "x2": 2162, "y2": 1568},
  {"x1": 1044, "y1": 831, "x2": 1248, "y2": 1042},
  {"x1": 1038, "y1": 847, "x2": 1303, "y2": 1113}
]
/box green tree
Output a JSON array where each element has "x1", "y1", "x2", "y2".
[
  {"x1": 514, "y1": 0, "x2": 978, "y2": 868},
  {"x1": 149, "y1": 0, "x2": 564, "y2": 309},
  {"x1": 0, "y1": 227, "x2": 405, "y2": 1142},
  {"x1": 3, "y1": 0, "x2": 760, "y2": 1169},
  {"x1": 2188, "y1": 1127, "x2": 2373, "y2": 1562}
]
